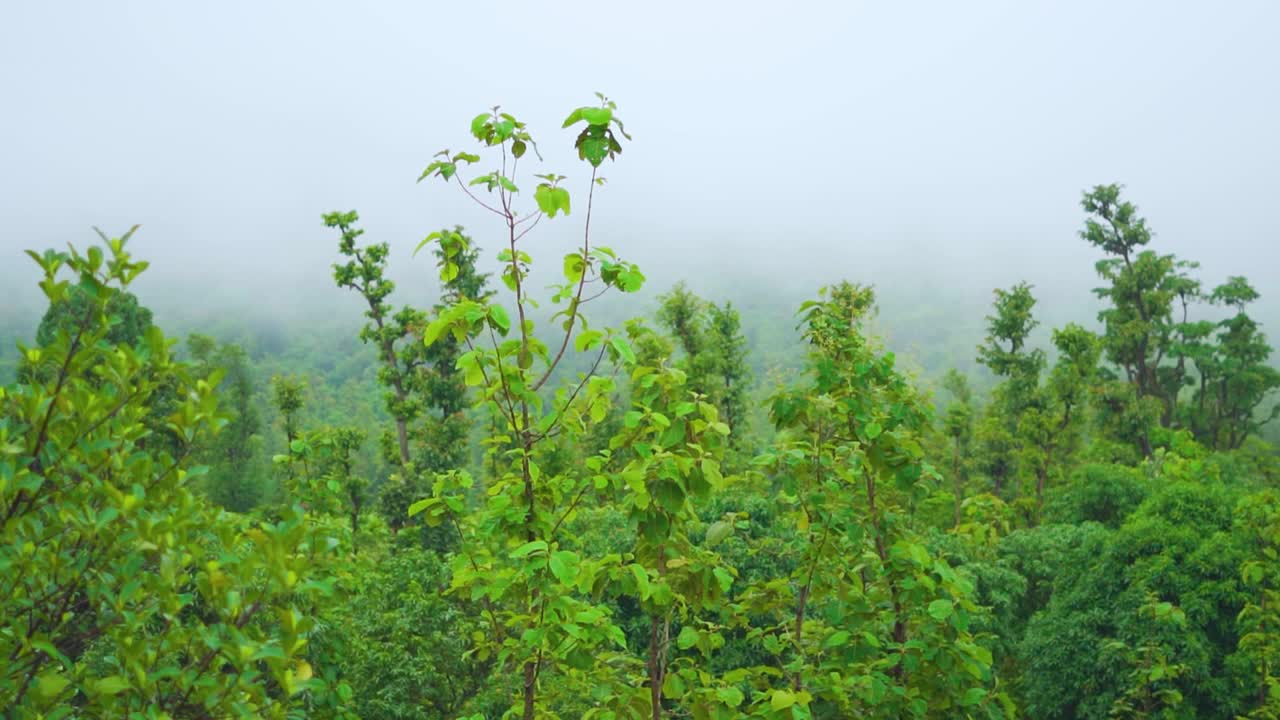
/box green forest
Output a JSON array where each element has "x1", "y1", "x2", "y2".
[{"x1": 3, "y1": 97, "x2": 1279, "y2": 720}]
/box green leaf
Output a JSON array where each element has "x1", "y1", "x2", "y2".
[
  {"x1": 771, "y1": 689, "x2": 797, "y2": 710},
  {"x1": 960, "y1": 688, "x2": 987, "y2": 706},
  {"x1": 677, "y1": 626, "x2": 699, "y2": 650},
  {"x1": 549, "y1": 551, "x2": 580, "y2": 584},
  {"x1": 580, "y1": 135, "x2": 609, "y2": 167},
  {"x1": 610, "y1": 336, "x2": 636, "y2": 364},
  {"x1": 864, "y1": 421, "x2": 883, "y2": 439},
  {"x1": 511, "y1": 139, "x2": 527, "y2": 158},
  {"x1": 705, "y1": 521, "x2": 733, "y2": 548},
  {"x1": 511, "y1": 540, "x2": 549, "y2": 559},
  {"x1": 561, "y1": 108, "x2": 584, "y2": 128},
  {"x1": 713, "y1": 567, "x2": 734, "y2": 593},
  {"x1": 823, "y1": 630, "x2": 851, "y2": 649},
  {"x1": 615, "y1": 267, "x2": 645, "y2": 292},
  {"x1": 582, "y1": 107, "x2": 613, "y2": 126},
  {"x1": 716, "y1": 686, "x2": 745, "y2": 707},
  {"x1": 407, "y1": 498, "x2": 435, "y2": 517},
  {"x1": 701, "y1": 457, "x2": 724, "y2": 486},
  {"x1": 536, "y1": 185, "x2": 558, "y2": 217},
  {"x1": 908, "y1": 543, "x2": 930, "y2": 567},
  {"x1": 663, "y1": 672, "x2": 687, "y2": 698},
  {"x1": 457, "y1": 351, "x2": 485, "y2": 386},
  {"x1": 553, "y1": 187, "x2": 571, "y2": 216},
  {"x1": 95, "y1": 676, "x2": 130, "y2": 696},
  {"x1": 574, "y1": 329, "x2": 603, "y2": 352},
  {"x1": 927, "y1": 599, "x2": 954, "y2": 621},
  {"x1": 629, "y1": 563, "x2": 651, "y2": 600},
  {"x1": 563, "y1": 253, "x2": 586, "y2": 282},
  {"x1": 423, "y1": 317, "x2": 449, "y2": 347},
  {"x1": 488, "y1": 305, "x2": 511, "y2": 335},
  {"x1": 35, "y1": 672, "x2": 70, "y2": 701},
  {"x1": 31, "y1": 640, "x2": 72, "y2": 670},
  {"x1": 470, "y1": 113, "x2": 490, "y2": 138},
  {"x1": 413, "y1": 231, "x2": 442, "y2": 257},
  {"x1": 575, "y1": 608, "x2": 605, "y2": 624}
]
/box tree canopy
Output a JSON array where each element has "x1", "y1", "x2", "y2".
[{"x1": 2, "y1": 100, "x2": 1277, "y2": 720}]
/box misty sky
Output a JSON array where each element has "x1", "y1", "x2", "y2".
[{"x1": 2, "y1": 1, "x2": 1277, "y2": 338}]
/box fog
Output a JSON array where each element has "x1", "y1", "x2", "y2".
[{"x1": 2, "y1": 0, "x2": 1278, "y2": 363}]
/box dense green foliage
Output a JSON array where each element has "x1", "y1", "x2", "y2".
[
  {"x1": 2, "y1": 100, "x2": 1277, "y2": 720},
  {"x1": 1, "y1": 236, "x2": 348, "y2": 718}
]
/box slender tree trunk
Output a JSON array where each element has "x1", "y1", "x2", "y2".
[
  {"x1": 648, "y1": 617, "x2": 664, "y2": 719},
  {"x1": 647, "y1": 544, "x2": 670, "y2": 719},
  {"x1": 865, "y1": 472, "x2": 907, "y2": 675},
  {"x1": 358, "y1": 298, "x2": 412, "y2": 467},
  {"x1": 394, "y1": 418, "x2": 410, "y2": 466},
  {"x1": 380, "y1": 339, "x2": 411, "y2": 466},
  {"x1": 520, "y1": 438, "x2": 538, "y2": 720},
  {"x1": 522, "y1": 661, "x2": 537, "y2": 720},
  {"x1": 1035, "y1": 466, "x2": 1047, "y2": 525}
]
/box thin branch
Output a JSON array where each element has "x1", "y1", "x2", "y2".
[
  {"x1": 485, "y1": 326, "x2": 525, "y2": 431},
  {"x1": 551, "y1": 416, "x2": 646, "y2": 532},
  {"x1": 513, "y1": 212, "x2": 543, "y2": 244},
  {"x1": 580, "y1": 285, "x2": 611, "y2": 305},
  {"x1": 530, "y1": 343, "x2": 609, "y2": 445},
  {"x1": 533, "y1": 167, "x2": 599, "y2": 392},
  {"x1": 453, "y1": 175, "x2": 507, "y2": 217},
  {"x1": 447, "y1": 513, "x2": 505, "y2": 642}
]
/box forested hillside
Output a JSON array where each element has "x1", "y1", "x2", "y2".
[{"x1": 3, "y1": 97, "x2": 1279, "y2": 720}]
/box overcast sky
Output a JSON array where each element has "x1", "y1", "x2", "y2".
[{"x1": 2, "y1": 1, "x2": 1277, "y2": 334}]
